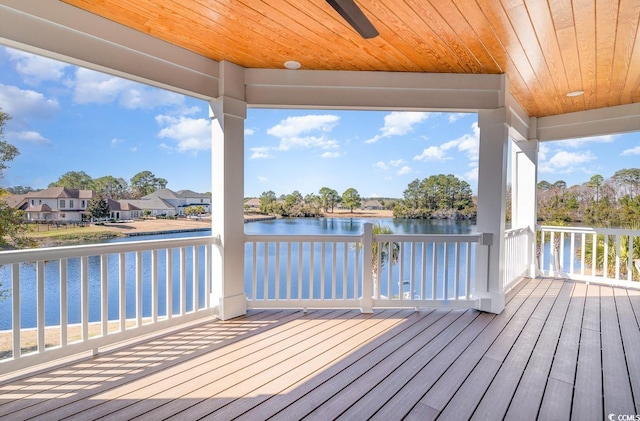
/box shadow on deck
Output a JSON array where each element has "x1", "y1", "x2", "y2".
[{"x1": 0, "y1": 277, "x2": 638, "y2": 420}]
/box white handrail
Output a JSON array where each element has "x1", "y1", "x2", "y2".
[
  {"x1": 0, "y1": 235, "x2": 220, "y2": 375},
  {"x1": 536, "y1": 225, "x2": 640, "y2": 288},
  {"x1": 244, "y1": 228, "x2": 486, "y2": 311}
]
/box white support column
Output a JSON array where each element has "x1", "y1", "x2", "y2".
[
  {"x1": 511, "y1": 136, "x2": 539, "y2": 277},
  {"x1": 210, "y1": 61, "x2": 247, "y2": 320},
  {"x1": 475, "y1": 107, "x2": 509, "y2": 314}
]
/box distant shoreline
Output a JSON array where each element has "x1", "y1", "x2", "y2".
[{"x1": 24, "y1": 210, "x2": 396, "y2": 247}]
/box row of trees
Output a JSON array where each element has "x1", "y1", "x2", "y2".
[
  {"x1": 53, "y1": 170, "x2": 168, "y2": 199},
  {"x1": 393, "y1": 174, "x2": 476, "y2": 219},
  {"x1": 8, "y1": 170, "x2": 170, "y2": 200},
  {"x1": 536, "y1": 169, "x2": 640, "y2": 226},
  {"x1": 257, "y1": 187, "x2": 364, "y2": 217}
]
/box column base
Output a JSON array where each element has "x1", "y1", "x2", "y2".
[
  {"x1": 475, "y1": 292, "x2": 505, "y2": 314},
  {"x1": 214, "y1": 293, "x2": 247, "y2": 320}
]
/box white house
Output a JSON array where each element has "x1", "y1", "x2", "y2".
[{"x1": 24, "y1": 187, "x2": 93, "y2": 222}]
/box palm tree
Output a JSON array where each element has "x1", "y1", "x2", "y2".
[{"x1": 370, "y1": 224, "x2": 400, "y2": 298}]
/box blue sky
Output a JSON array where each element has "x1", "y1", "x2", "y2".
[{"x1": 1, "y1": 45, "x2": 639, "y2": 199}]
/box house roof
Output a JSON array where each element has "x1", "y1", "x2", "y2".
[
  {"x1": 25, "y1": 187, "x2": 93, "y2": 200},
  {"x1": 244, "y1": 198, "x2": 261, "y2": 206},
  {"x1": 3, "y1": 194, "x2": 27, "y2": 209},
  {"x1": 362, "y1": 199, "x2": 383, "y2": 208},
  {"x1": 175, "y1": 189, "x2": 210, "y2": 199},
  {"x1": 119, "y1": 198, "x2": 175, "y2": 211},
  {"x1": 143, "y1": 188, "x2": 210, "y2": 200},
  {"x1": 108, "y1": 199, "x2": 141, "y2": 211},
  {"x1": 54, "y1": 0, "x2": 639, "y2": 119},
  {"x1": 27, "y1": 204, "x2": 52, "y2": 212}
]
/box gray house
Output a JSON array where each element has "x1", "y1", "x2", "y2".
[{"x1": 142, "y1": 189, "x2": 211, "y2": 215}]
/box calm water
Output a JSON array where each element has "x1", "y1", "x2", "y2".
[{"x1": 0, "y1": 218, "x2": 475, "y2": 330}]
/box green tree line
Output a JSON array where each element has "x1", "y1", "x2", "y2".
[
  {"x1": 393, "y1": 174, "x2": 476, "y2": 219},
  {"x1": 534, "y1": 169, "x2": 640, "y2": 227},
  {"x1": 256, "y1": 187, "x2": 368, "y2": 217},
  {"x1": 44, "y1": 169, "x2": 169, "y2": 199}
]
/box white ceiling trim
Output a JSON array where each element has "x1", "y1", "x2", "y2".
[
  {"x1": 535, "y1": 103, "x2": 640, "y2": 141},
  {"x1": 245, "y1": 69, "x2": 505, "y2": 112}
]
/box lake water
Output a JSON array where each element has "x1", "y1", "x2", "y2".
[{"x1": 0, "y1": 218, "x2": 475, "y2": 330}]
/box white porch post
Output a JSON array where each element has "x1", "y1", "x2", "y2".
[
  {"x1": 511, "y1": 136, "x2": 539, "y2": 277},
  {"x1": 210, "y1": 61, "x2": 247, "y2": 320},
  {"x1": 475, "y1": 107, "x2": 509, "y2": 313}
]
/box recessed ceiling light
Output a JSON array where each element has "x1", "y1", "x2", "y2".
[
  {"x1": 566, "y1": 90, "x2": 585, "y2": 97},
  {"x1": 284, "y1": 61, "x2": 301, "y2": 70}
]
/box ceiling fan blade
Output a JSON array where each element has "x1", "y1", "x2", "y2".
[{"x1": 326, "y1": 0, "x2": 379, "y2": 39}]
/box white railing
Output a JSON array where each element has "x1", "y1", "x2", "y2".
[
  {"x1": 0, "y1": 236, "x2": 220, "y2": 375},
  {"x1": 245, "y1": 225, "x2": 489, "y2": 311},
  {"x1": 371, "y1": 233, "x2": 485, "y2": 308},
  {"x1": 244, "y1": 234, "x2": 363, "y2": 309},
  {"x1": 537, "y1": 225, "x2": 640, "y2": 288},
  {"x1": 504, "y1": 227, "x2": 534, "y2": 290}
]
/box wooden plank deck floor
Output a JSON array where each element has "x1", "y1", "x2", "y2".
[{"x1": 0, "y1": 277, "x2": 638, "y2": 420}]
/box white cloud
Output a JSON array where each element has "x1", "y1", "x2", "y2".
[
  {"x1": 414, "y1": 122, "x2": 479, "y2": 163},
  {"x1": 365, "y1": 111, "x2": 430, "y2": 143},
  {"x1": 621, "y1": 146, "x2": 640, "y2": 156},
  {"x1": 111, "y1": 138, "x2": 124, "y2": 147},
  {"x1": 414, "y1": 146, "x2": 449, "y2": 161},
  {"x1": 539, "y1": 150, "x2": 596, "y2": 173},
  {"x1": 267, "y1": 114, "x2": 340, "y2": 151},
  {"x1": 448, "y1": 113, "x2": 467, "y2": 123},
  {"x1": 6, "y1": 48, "x2": 70, "y2": 85},
  {"x1": 156, "y1": 115, "x2": 211, "y2": 153},
  {"x1": 74, "y1": 68, "x2": 184, "y2": 108},
  {"x1": 0, "y1": 84, "x2": 59, "y2": 123},
  {"x1": 245, "y1": 128, "x2": 255, "y2": 136},
  {"x1": 538, "y1": 144, "x2": 550, "y2": 162},
  {"x1": 257, "y1": 176, "x2": 268, "y2": 184},
  {"x1": 321, "y1": 151, "x2": 341, "y2": 158},
  {"x1": 560, "y1": 134, "x2": 617, "y2": 148},
  {"x1": 375, "y1": 161, "x2": 389, "y2": 170},
  {"x1": 250, "y1": 147, "x2": 273, "y2": 159},
  {"x1": 465, "y1": 168, "x2": 478, "y2": 182},
  {"x1": 8, "y1": 130, "x2": 51, "y2": 145},
  {"x1": 376, "y1": 159, "x2": 407, "y2": 170},
  {"x1": 397, "y1": 166, "x2": 412, "y2": 175}
]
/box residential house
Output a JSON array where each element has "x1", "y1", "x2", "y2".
[
  {"x1": 361, "y1": 199, "x2": 383, "y2": 210},
  {"x1": 117, "y1": 197, "x2": 176, "y2": 218},
  {"x1": 142, "y1": 189, "x2": 211, "y2": 215},
  {"x1": 244, "y1": 198, "x2": 261, "y2": 209},
  {"x1": 106, "y1": 199, "x2": 142, "y2": 220},
  {"x1": 23, "y1": 187, "x2": 93, "y2": 222}
]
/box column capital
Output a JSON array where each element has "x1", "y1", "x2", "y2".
[
  {"x1": 478, "y1": 107, "x2": 508, "y2": 128},
  {"x1": 210, "y1": 96, "x2": 247, "y2": 119}
]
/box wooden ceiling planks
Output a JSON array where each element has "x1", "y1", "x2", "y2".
[{"x1": 60, "y1": 0, "x2": 640, "y2": 118}]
